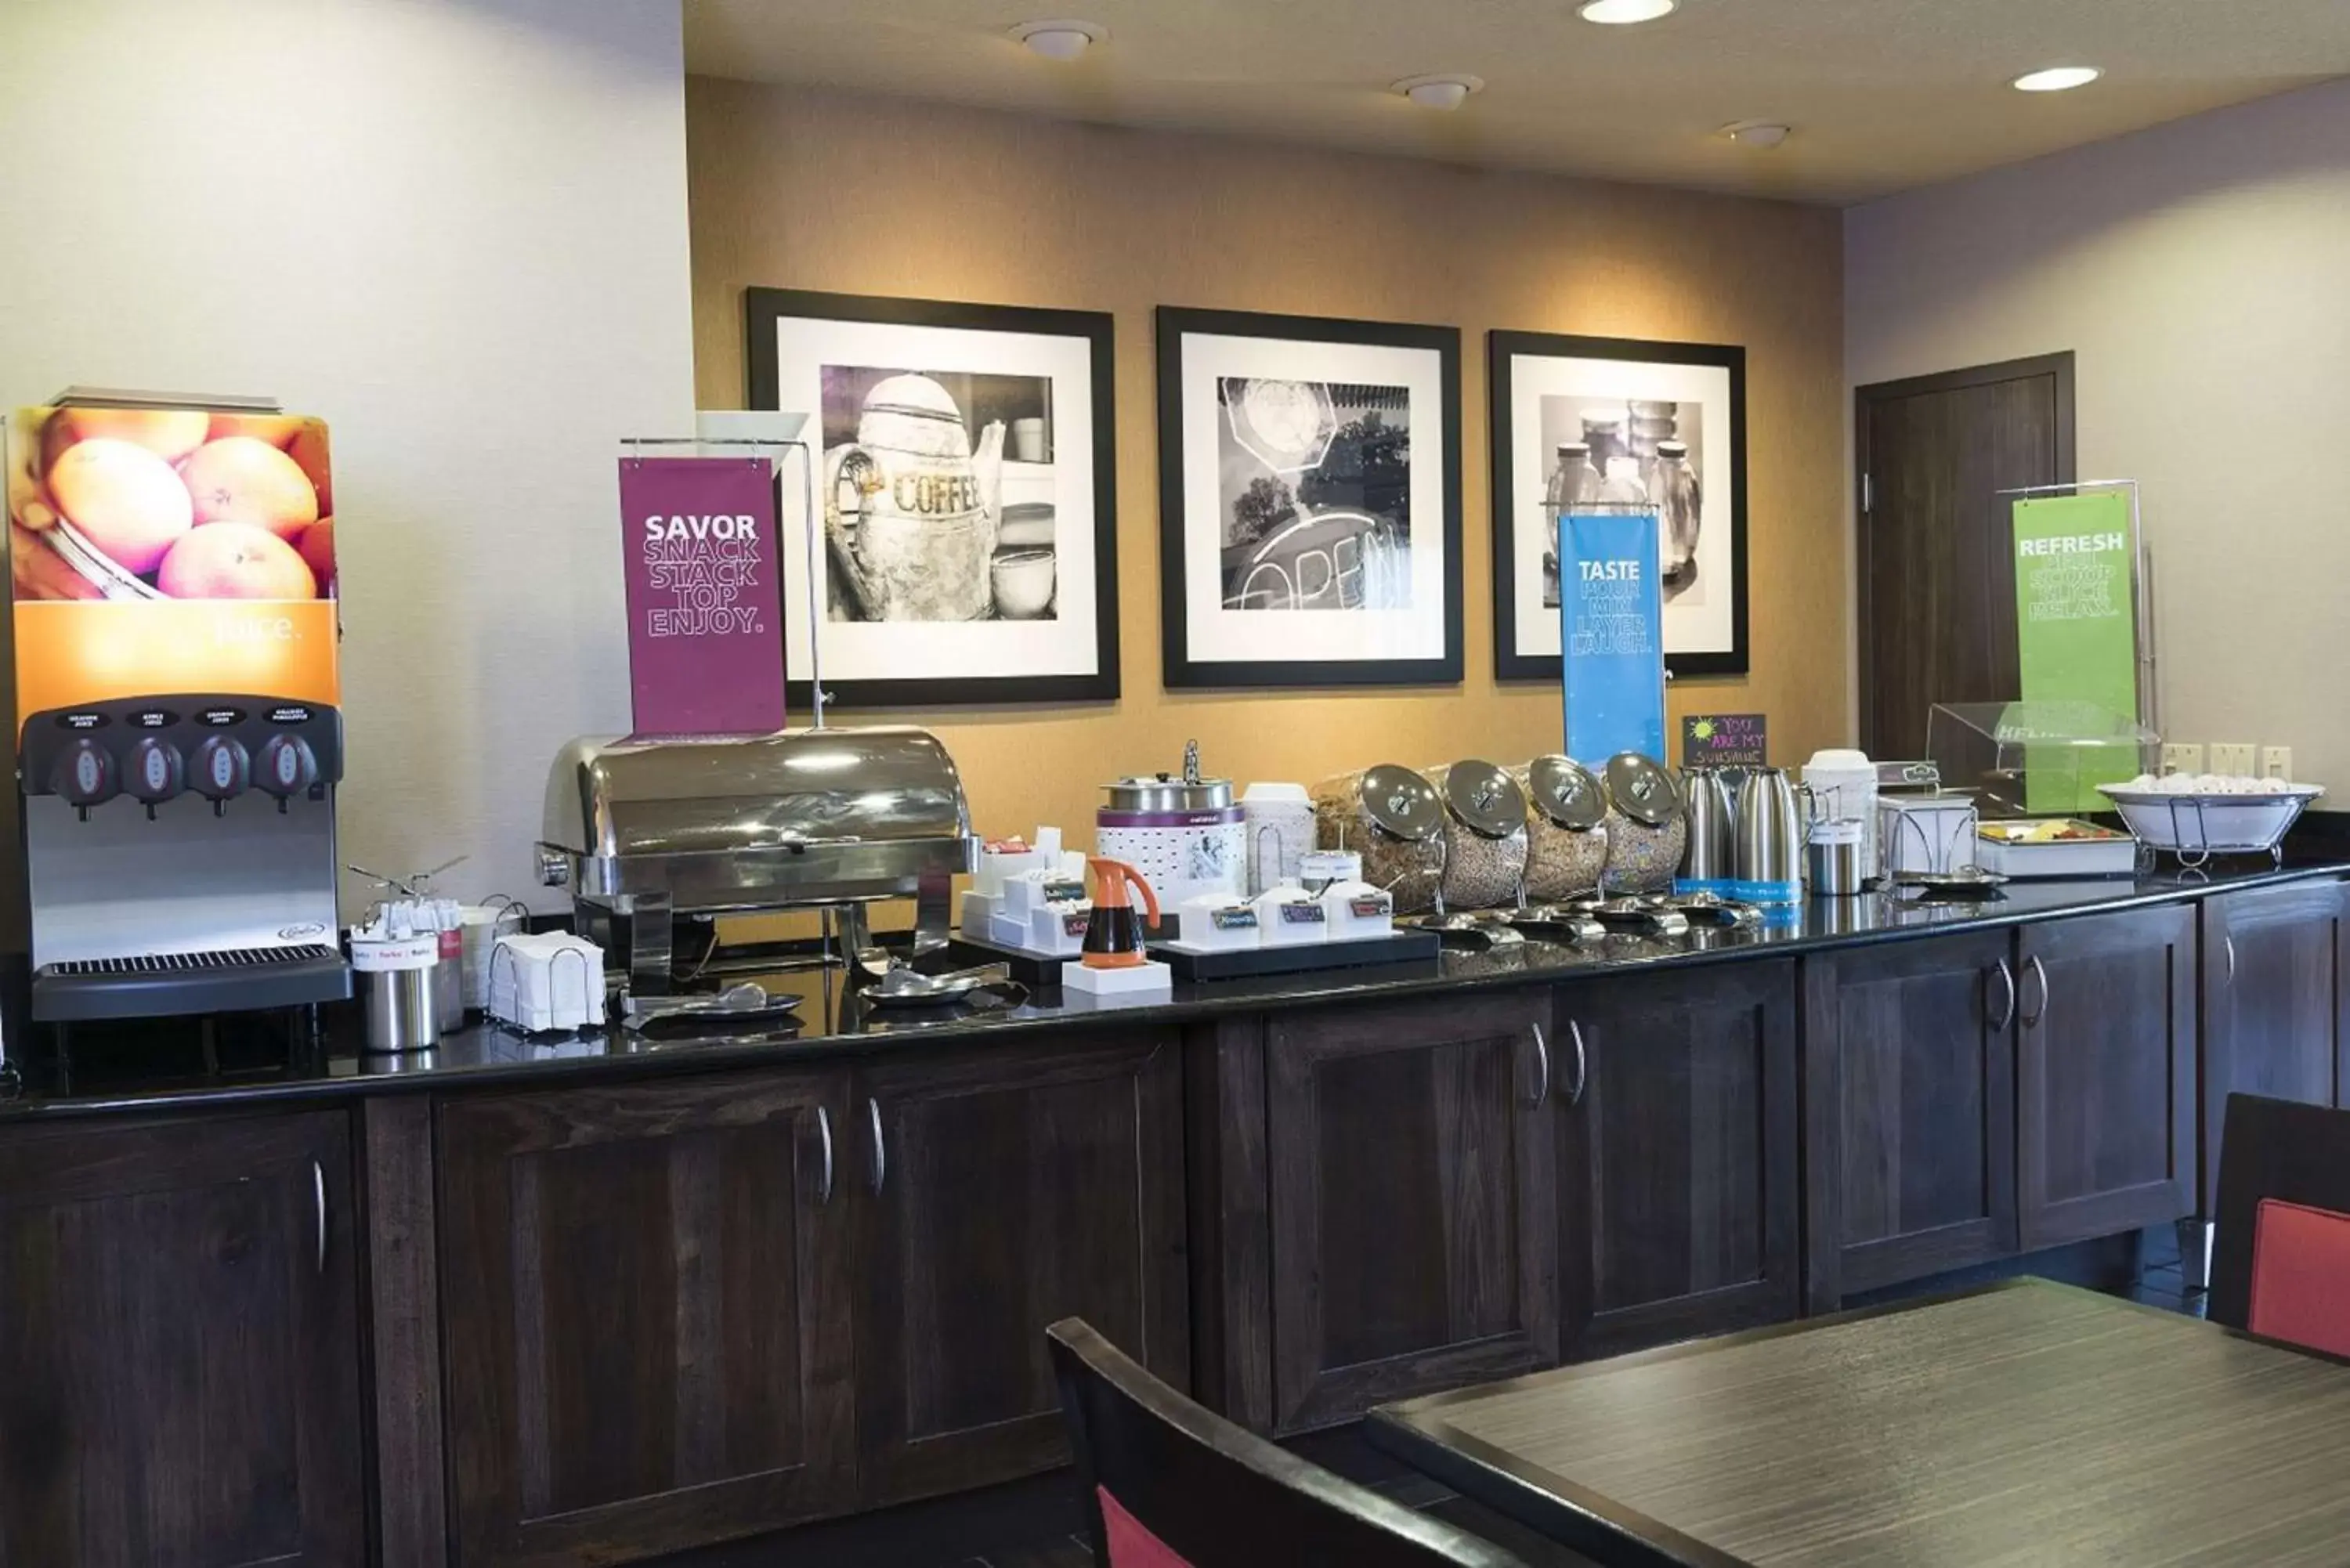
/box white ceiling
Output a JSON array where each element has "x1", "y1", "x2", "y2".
[{"x1": 682, "y1": 0, "x2": 2350, "y2": 204}]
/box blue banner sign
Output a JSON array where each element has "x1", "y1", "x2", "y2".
[{"x1": 1560, "y1": 510, "x2": 1666, "y2": 766}]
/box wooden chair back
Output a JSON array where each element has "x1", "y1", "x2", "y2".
[{"x1": 1047, "y1": 1318, "x2": 1525, "y2": 1567}]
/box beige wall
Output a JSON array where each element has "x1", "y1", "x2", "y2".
[
  {"x1": 0, "y1": 0, "x2": 696, "y2": 919},
  {"x1": 1847, "y1": 78, "x2": 2350, "y2": 789},
  {"x1": 688, "y1": 78, "x2": 1846, "y2": 845}
]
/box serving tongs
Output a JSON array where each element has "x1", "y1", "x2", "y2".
[{"x1": 622, "y1": 981, "x2": 804, "y2": 1031}]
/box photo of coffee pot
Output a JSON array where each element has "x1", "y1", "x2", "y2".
[{"x1": 824, "y1": 372, "x2": 1005, "y2": 621}]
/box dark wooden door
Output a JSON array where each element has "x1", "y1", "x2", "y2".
[
  {"x1": 1264, "y1": 991, "x2": 1558, "y2": 1434},
  {"x1": 2199, "y1": 880, "x2": 2350, "y2": 1214},
  {"x1": 2016, "y1": 905, "x2": 2197, "y2": 1249},
  {"x1": 1856, "y1": 352, "x2": 2074, "y2": 758},
  {"x1": 0, "y1": 1110, "x2": 364, "y2": 1567},
  {"x1": 439, "y1": 1068, "x2": 855, "y2": 1568},
  {"x1": 1801, "y1": 934, "x2": 2019, "y2": 1310},
  {"x1": 855, "y1": 1029, "x2": 1187, "y2": 1504},
  {"x1": 1557, "y1": 961, "x2": 1800, "y2": 1359}
]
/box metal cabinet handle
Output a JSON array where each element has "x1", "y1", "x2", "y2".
[
  {"x1": 815, "y1": 1105, "x2": 834, "y2": 1205},
  {"x1": 868, "y1": 1097, "x2": 886, "y2": 1195},
  {"x1": 1528, "y1": 1024, "x2": 1552, "y2": 1107},
  {"x1": 2225, "y1": 934, "x2": 2237, "y2": 984},
  {"x1": 311, "y1": 1158, "x2": 327, "y2": 1276},
  {"x1": 1567, "y1": 1019, "x2": 1589, "y2": 1107},
  {"x1": 1990, "y1": 958, "x2": 2017, "y2": 1031},
  {"x1": 2020, "y1": 954, "x2": 2049, "y2": 1028}
]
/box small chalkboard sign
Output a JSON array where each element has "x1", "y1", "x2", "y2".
[{"x1": 1682, "y1": 713, "x2": 1767, "y2": 768}]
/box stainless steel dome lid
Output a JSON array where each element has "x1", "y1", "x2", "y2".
[
  {"x1": 1352, "y1": 764, "x2": 1444, "y2": 841},
  {"x1": 1523, "y1": 755, "x2": 1607, "y2": 831},
  {"x1": 1603, "y1": 752, "x2": 1683, "y2": 827},
  {"x1": 1437, "y1": 759, "x2": 1530, "y2": 839}
]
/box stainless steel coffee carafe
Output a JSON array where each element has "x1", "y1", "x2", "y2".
[
  {"x1": 1734, "y1": 767, "x2": 1802, "y2": 902},
  {"x1": 1680, "y1": 767, "x2": 1736, "y2": 891}
]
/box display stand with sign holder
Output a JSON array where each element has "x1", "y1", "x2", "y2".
[{"x1": 1553, "y1": 501, "x2": 1668, "y2": 767}]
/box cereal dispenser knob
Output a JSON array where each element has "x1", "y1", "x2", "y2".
[
  {"x1": 192, "y1": 735, "x2": 251, "y2": 815},
  {"x1": 125, "y1": 735, "x2": 186, "y2": 820},
  {"x1": 49, "y1": 739, "x2": 118, "y2": 820}
]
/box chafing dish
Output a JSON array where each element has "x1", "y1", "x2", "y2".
[{"x1": 537, "y1": 726, "x2": 975, "y2": 992}]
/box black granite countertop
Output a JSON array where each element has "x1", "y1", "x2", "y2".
[{"x1": 5, "y1": 858, "x2": 2339, "y2": 1122}]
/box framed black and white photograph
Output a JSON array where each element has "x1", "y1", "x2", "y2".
[
  {"x1": 747, "y1": 287, "x2": 1118, "y2": 706},
  {"x1": 1489, "y1": 331, "x2": 1748, "y2": 679},
  {"x1": 1156, "y1": 307, "x2": 1462, "y2": 688}
]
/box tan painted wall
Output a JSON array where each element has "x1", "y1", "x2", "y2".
[
  {"x1": 1847, "y1": 78, "x2": 2350, "y2": 790},
  {"x1": 688, "y1": 78, "x2": 1846, "y2": 848}
]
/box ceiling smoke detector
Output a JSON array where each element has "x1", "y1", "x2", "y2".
[
  {"x1": 1394, "y1": 74, "x2": 1484, "y2": 110},
  {"x1": 1010, "y1": 20, "x2": 1105, "y2": 61},
  {"x1": 1722, "y1": 121, "x2": 1792, "y2": 148},
  {"x1": 1578, "y1": 0, "x2": 1678, "y2": 23},
  {"x1": 2012, "y1": 66, "x2": 2102, "y2": 92}
]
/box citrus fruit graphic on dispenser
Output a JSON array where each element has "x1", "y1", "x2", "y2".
[{"x1": 8, "y1": 405, "x2": 339, "y2": 728}]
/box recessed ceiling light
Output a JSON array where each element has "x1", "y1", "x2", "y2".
[
  {"x1": 1722, "y1": 121, "x2": 1791, "y2": 148},
  {"x1": 1578, "y1": 0, "x2": 1677, "y2": 23},
  {"x1": 1010, "y1": 19, "x2": 1105, "y2": 61},
  {"x1": 1394, "y1": 74, "x2": 1485, "y2": 110},
  {"x1": 2012, "y1": 66, "x2": 2101, "y2": 92}
]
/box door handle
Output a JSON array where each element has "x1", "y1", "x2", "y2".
[
  {"x1": 868, "y1": 1097, "x2": 886, "y2": 1195},
  {"x1": 1567, "y1": 1019, "x2": 1589, "y2": 1107},
  {"x1": 311, "y1": 1158, "x2": 327, "y2": 1277},
  {"x1": 2020, "y1": 954, "x2": 2049, "y2": 1028},
  {"x1": 1990, "y1": 958, "x2": 2017, "y2": 1031},
  {"x1": 2224, "y1": 934, "x2": 2237, "y2": 984},
  {"x1": 1528, "y1": 1023, "x2": 1552, "y2": 1107},
  {"x1": 815, "y1": 1105, "x2": 834, "y2": 1205}
]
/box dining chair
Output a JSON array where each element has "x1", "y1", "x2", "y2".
[
  {"x1": 1047, "y1": 1318, "x2": 1528, "y2": 1567},
  {"x1": 2209, "y1": 1092, "x2": 2350, "y2": 1358}
]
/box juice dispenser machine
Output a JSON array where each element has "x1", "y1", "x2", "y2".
[{"x1": 8, "y1": 394, "x2": 350, "y2": 1021}]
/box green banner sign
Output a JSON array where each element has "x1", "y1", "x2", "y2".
[{"x1": 2012, "y1": 493, "x2": 2138, "y2": 814}]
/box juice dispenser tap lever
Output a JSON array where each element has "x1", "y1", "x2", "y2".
[
  {"x1": 257, "y1": 735, "x2": 320, "y2": 814},
  {"x1": 192, "y1": 735, "x2": 251, "y2": 818},
  {"x1": 49, "y1": 739, "x2": 118, "y2": 822}
]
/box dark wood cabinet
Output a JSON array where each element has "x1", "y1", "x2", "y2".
[
  {"x1": 1263, "y1": 991, "x2": 1558, "y2": 1433},
  {"x1": 0, "y1": 1110, "x2": 365, "y2": 1567},
  {"x1": 854, "y1": 1028, "x2": 1186, "y2": 1505},
  {"x1": 439, "y1": 1069, "x2": 855, "y2": 1568},
  {"x1": 1556, "y1": 961, "x2": 1800, "y2": 1359},
  {"x1": 2198, "y1": 880, "x2": 2350, "y2": 1213},
  {"x1": 1800, "y1": 934, "x2": 2019, "y2": 1309},
  {"x1": 2016, "y1": 905, "x2": 2197, "y2": 1250}
]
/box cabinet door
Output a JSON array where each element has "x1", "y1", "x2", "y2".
[
  {"x1": 1801, "y1": 934, "x2": 2019, "y2": 1309},
  {"x1": 2016, "y1": 905, "x2": 2197, "y2": 1249},
  {"x1": 1559, "y1": 962, "x2": 1799, "y2": 1360},
  {"x1": 0, "y1": 1110, "x2": 364, "y2": 1567},
  {"x1": 2200, "y1": 881, "x2": 2350, "y2": 1214},
  {"x1": 855, "y1": 1030, "x2": 1186, "y2": 1505},
  {"x1": 1264, "y1": 991, "x2": 1558, "y2": 1433},
  {"x1": 439, "y1": 1069, "x2": 853, "y2": 1568}
]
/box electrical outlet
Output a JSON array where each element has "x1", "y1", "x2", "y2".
[
  {"x1": 2211, "y1": 742, "x2": 2258, "y2": 777},
  {"x1": 2264, "y1": 746, "x2": 2294, "y2": 782},
  {"x1": 2161, "y1": 743, "x2": 2204, "y2": 776}
]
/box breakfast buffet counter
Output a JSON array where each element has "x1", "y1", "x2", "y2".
[{"x1": 5, "y1": 856, "x2": 2345, "y2": 1568}]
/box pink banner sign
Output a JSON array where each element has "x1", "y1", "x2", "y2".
[{"x1": 619, "y1": 456, "x2": 786, "y2": 735}]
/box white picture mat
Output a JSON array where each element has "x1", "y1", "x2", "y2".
[
  {"x1": 1509, "y1": 354, "x2": 1735, "y2": 658},
  {"x1": 772, "y1": 315, "x2": 1101, "y2": 682},
  {"x1": 1180, "y1": 332, "x2": 1448, "y2": 664}
]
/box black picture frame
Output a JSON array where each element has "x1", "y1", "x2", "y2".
[
  {"x1": 1488, "y1": 330, "x2": 1748, "y2": 680},
  {"x1": 1155, "y1": 306, "x2": 1463, "y2": 689},
  {"x1": 744, "y1": 287, "x2": 1119, "y2": 708}
]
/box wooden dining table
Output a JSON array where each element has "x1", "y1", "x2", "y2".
[{"x1": 1367, "y1": 1279, "x2": 2350, "y2": 1566}]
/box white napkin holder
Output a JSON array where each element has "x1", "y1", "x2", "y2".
[
  {"x1": 986, "y1": 865, "x2": 1090, "y2": 956},
  {"x1": 1320, "y1": 880, "x2": 1395, "y2": 941},
  {"x1": 1166, "y1": 892, "x2": 1262, "y2": 952},
  {"x1": 1253, "y1": 880, "x2": 1330, "y2": 947},
  {"x1": 488, "y1": 931, "x2": 606, "y2": 1032}
]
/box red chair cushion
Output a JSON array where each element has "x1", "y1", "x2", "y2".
[
  {"x1": 2249, "y1": 1198, "x2": 2350, "y2": 1358},
  {"x1": 1100, "y1": 1485, "x2": 1195, "y2": 1568}
]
